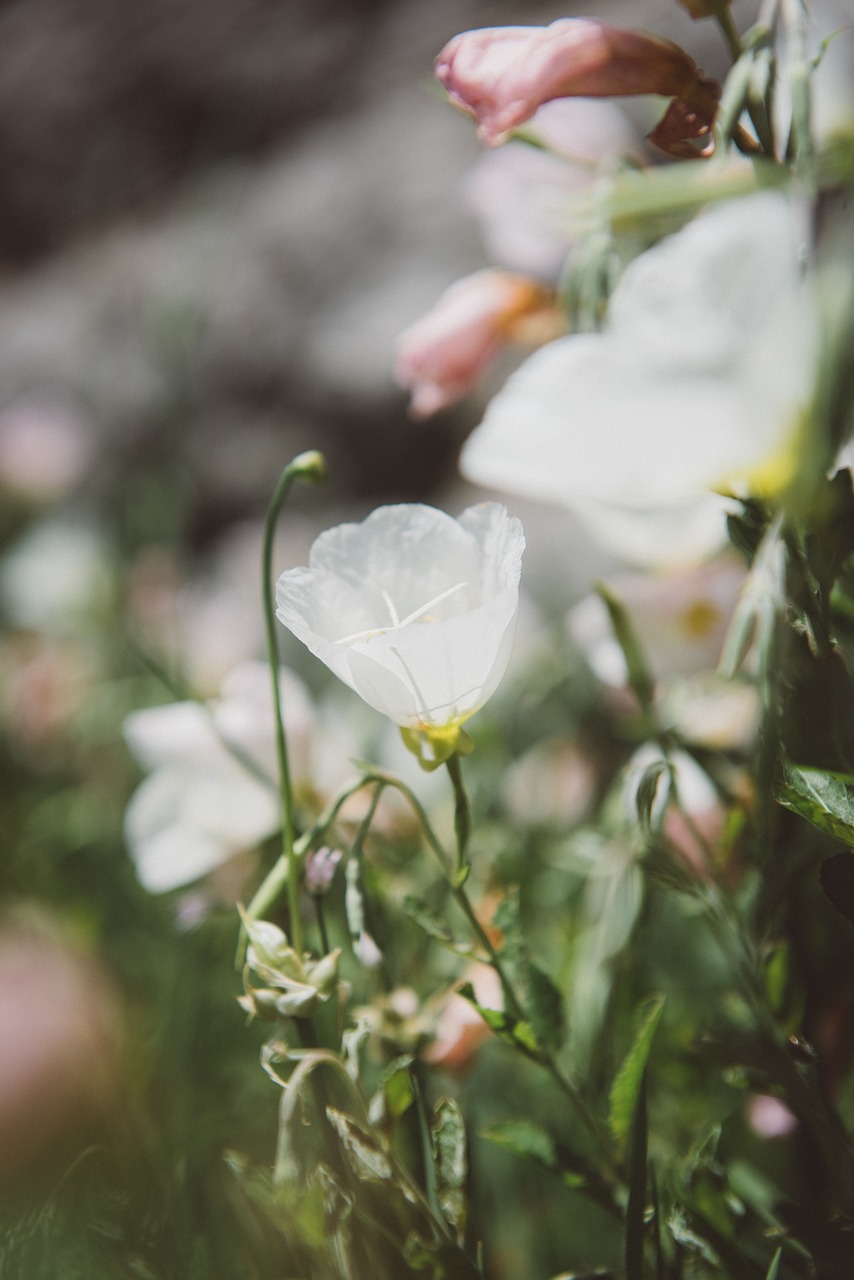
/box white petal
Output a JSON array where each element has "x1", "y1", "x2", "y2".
[
  {"x1": 123, "y1": 701, "x2": 222, "y2": 770},
  {"x1": 276, "y1": 502, "x2": 523, "y2": 730},
  {"x1": 346, "y1": 589, "x2": 519, "y2": 727},
  {"x1": 460, "y1": 191, "x2": 813, "y2": 564}
]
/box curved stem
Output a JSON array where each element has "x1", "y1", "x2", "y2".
[{"x1": 261, "y1": 451, "x2": 326, "y2": 956}]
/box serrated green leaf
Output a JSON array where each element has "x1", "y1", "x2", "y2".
[
  {"x1": 609, "y1": 995, "x2": 666, "y2": 1146},
  {"x1": 777, "y1": 761, "x2": 854, "y2": 845},
  {"x1": 432, "y1": 1098, "x2": 467, "y2": 1239}
]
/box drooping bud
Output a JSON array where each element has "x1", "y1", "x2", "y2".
[
  {"x1": 394, "y1": 269, "x2": 562, "y2": 419},
  {"x1": 435, "y1": 19, "x2": 720, "y2": 156}
]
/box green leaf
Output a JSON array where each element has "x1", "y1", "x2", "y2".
[
  {"x1": 596, "y1": 582, "x2": 655, "y2": 713},
  {"x1": 481, "y1": 1119, "x2": 556, "y2": 1169},
  {"x1": 432, "y1": 1098, "x2": 468, "y2": 1239},
  {"x1": 526, "y1": 962, "x2": 566, "y2": 1055},
  {"x1": 402, "y1": 896, "x2": 474, "y2": 958},
  {"x1": 765, "y1": 1247, "x2": 782, "y2": 1280},
  {"x1": 480, "y1": 1120, "x2": 596, "y2": 1193},
  {"x1": 373, "y1": 1055, "x2": 415, "y2": 1123},
  {"x1": 609, "y1": 995, "x2": 666, "y2": 1147},
  {"x1": 636, "y1": 762, "x2": 668, "y2": 836},
  {"x1": 780, "y1": 632, "x2": 854, "y2": 775},
  {"x1": 457, "y1": 982, "x2": 542, "y2": 1062},
  {"x1": 777, "y1": 761, "x2": 854, "y2": 845}
]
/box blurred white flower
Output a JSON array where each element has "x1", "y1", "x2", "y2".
[
  {"x1": 567, "y1": 555, "x2": 746, "y2": 686},
  {"x1": 504, "y1": 738, "x2": 596, "y2": 828},
  {"x1": 0, "y1": 520, "x2": 111, "y2": 632},
  {"x1": 461, "y1": 192, "x2": 815, "y2": 566},
  {"x1": 123, "y1": 661, "x2": 313, "y2": 893},
  {"x1": 276, "y1": 503, "x2": 524, "y2": 758},
  {"x1": 466, "y1": 99, "x2": 641, "y2": 279}
]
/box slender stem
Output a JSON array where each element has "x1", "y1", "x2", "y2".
[
  {"x1": 446, "y1": 754, "x2": 471, "y2": 878},
  {"x1": 261, "y1": 451, "x2": 326, "y2": 956},
  {"x1": 714, "y1": 3, "x2": 744, "y2": 61}
]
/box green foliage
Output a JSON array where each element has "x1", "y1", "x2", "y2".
[{"x1": 608, "y1": 996, "x2": 666, "y2": 1149}]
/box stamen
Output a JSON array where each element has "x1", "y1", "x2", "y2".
[
  {"x1": 334, "y1": 581, "x2": 468, "y2": 646},
  {"x1": 381, "y1": 590, "x2": 402, "y2": 628},
  {"x1": 335, "y1": 625, "x2": 390, "y2": 645},
  {"x1": 396, "y1": 581, "x2": 467, "y2": 628}
]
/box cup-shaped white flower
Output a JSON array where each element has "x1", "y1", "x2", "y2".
[
  {"x1": 461, "y1": 191, "x2": 816, "y2": 566},
  {"x1": 276, "y1": 502, "x2": 524, "y2": 761}
]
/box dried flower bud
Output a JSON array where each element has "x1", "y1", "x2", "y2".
[{"x1": 435, "y1": 19, "x2": 720, "y2": 155}]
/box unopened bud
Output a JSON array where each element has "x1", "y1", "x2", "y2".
[
  {"x1": 305, "y1": 845, "x2": 343, "y2": 896},
  {"x1": 435, "y1": 19, "x2": 720, "y2": 154}
]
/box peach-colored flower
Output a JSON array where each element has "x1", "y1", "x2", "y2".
[
  {"x1": 395, "y1": 269, "x2": 561, "y2": 419},
  {"x1": 435, "y1": 20, "x2": 720, "y2": 155},
  {"x1": 425, "y1": 963, "x2": 503, "y2": 1074}
]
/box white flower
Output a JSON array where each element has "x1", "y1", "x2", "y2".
[
  {"x1": 123, "y1": 661, "x2": 313, "y2": 893},
  {"x1": 460, "y1": 191, "x2": 815, "y2": 566},
  {"x1": 567, "y1": 554, "x2": 747, "y2": 686},
  {"x1": 275, "y1": 503, "x2": 524, "y2": 755}
]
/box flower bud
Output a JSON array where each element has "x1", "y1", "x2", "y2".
[
  {"x1": 395, "y1": 270, "x2": 561, "y2": 419},
  {"x1": 435, "y1": 19, "x2": 720, "y2": 154},
  {"x1": 305, "y1": 845, "x2": 344, "y2": 896}
]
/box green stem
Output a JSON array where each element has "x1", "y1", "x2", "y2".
[
  {"x1": 446, "y1": 754, "x2": 471, "y2": 878},
  {"x1": 261, "y1": 450, "x2": 326, "y2": 956},
  {"x1": 359, "y1": 765, "x2": 620, "y2": 1179},
  {"x1": 242, "y1": 775, "x2": 375, "y2": 951},
  {"x1": 714, "y1": 3, "x2": 744, "y2": 62}
]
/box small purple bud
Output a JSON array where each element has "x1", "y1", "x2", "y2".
[{"x1": 305, "y1": 846, "x2": 343, "y2": 896}]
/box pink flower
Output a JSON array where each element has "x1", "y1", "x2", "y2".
[
  {"x1": 435, "y1": 20, "x2": 720, "y2": 154},
  {"x1": 394, "y1": 269, "x2": 561, "y2": 419}
]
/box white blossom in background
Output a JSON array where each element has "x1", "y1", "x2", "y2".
[
  {"x1": 276, "y1": 503, "x2": 524, "y2": 760},
  {"x1": 0, "y1": 520, "x2": 112, "y2": 633},
  {"x1": 567, "y1": 555, "x2": 747, "y2": 686},
  {"x1": 461, "y1": 191, "x2": 815, "y2": 566},
  {"x1": 466, "y1": 98, "x2": 642, "y2": 279},
  {"x1": 123, "y1": 661, "x2": 313, "y2": 893}
]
